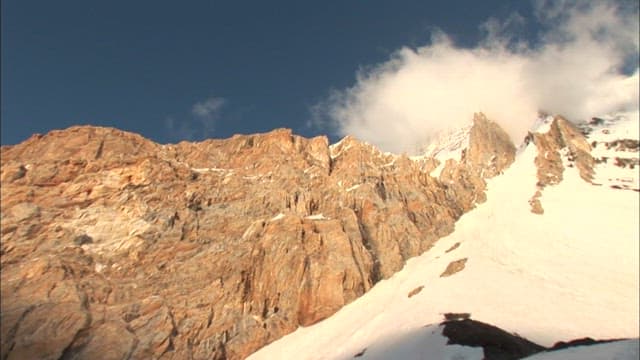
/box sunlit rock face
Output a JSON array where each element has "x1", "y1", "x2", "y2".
[
  {"x1": 1, "y1": 114, "x2": 527, "y2": 359},
  {"x1": 526, "y1": 116, "x2": 598, "y2": 214}
]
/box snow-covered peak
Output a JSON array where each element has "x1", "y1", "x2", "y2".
[
  {"x1": 530, "y1": 114, "x2": 555, "y2": 134},
  {"x1": 409, "y1": 122, "x2": 473, "y2": 177},
  {"x1": 582, "y1": 111, "x2": 639, "y2": 142},
  {"x1": 249, "y1": 123, "x2": 639, "y2": 359},
  {"x1": 585, "y1": 111, "x2": 639, "y2": 192},
  {"x1": 421, "y1": 122, "x2": 473, "y2": 161}
]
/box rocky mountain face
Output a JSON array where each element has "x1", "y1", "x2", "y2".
[
  {"x1": 525, "y1": 114, "x2": 638, "y2": 214},
  {"x1": 2, "y1": 113, "x2": 594, "y2": 360},
  {"x1": 527, "y1": 116, "x2": 596, "y2": 214}
]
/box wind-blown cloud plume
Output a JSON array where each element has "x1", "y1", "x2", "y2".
[
  {"x1": 165, "y1": 97, "x2": 227, "y2": 141},
  {"x1": 193, "y1": 97, "x2": 226, "y2": 119},
  {"x1": 192, "y1": 97, "x2": 226, "y2": 137},
  {"x1": 315, "y1": 0, "x2": 639, "y2": 153}
]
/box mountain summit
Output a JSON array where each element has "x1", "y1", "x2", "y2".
[{"x1": 1, "y1": 112, "x2": 638, "y2": 359}]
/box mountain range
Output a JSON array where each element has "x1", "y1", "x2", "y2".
[{"x1": 1, "y1": 111, "x2": 638, "y2": 359}]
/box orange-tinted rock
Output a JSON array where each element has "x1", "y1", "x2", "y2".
[
  {"x1": 529, "y1": 116, "x2": 595, "y2": 213},
  {"x1": 1, "y1": 116, "x2": 519, "y2": 359}
]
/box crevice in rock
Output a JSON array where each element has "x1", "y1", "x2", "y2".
[
  {"x1": 374, "y1": 179, "x2": 387, "y2": 201},
  {"x1": 59, "y1": 325, "x2": 91, "y2": 360},
  {"x1": 355, "y1": 217, "x2": 381, "y2": 284},
  {"x1": 240, "y1": 270, "x2": 252, "y2": 305},
  {"x1": 261, "y1": 298, "x2": 269, "y2": 319},
  {"x1": 207, "y1": 306, "x2": 214, "y2": 328},
  {"x1": 124, "y1": 337, "x2": 140, "y2": 360},
  {"x1": 158, "y1": 308, "x2": 179, "y2": 358},
  {"x1": 58, "y1": 308, "x2": 92, "y2": 360},
  {"x1": 328, "y1": 156, "x2": 335, "y2": 176},
  {"x1": 94, "y1": 139, "x2": 105, "y2": 160},
  {"x1": 1, "y1": 305, "x2": 35, "y2": 360},
  {"x1": 342, "y1": 220, "x2": 370, "y2": 294}
]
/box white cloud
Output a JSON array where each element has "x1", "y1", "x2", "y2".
[
  {"x1": 192, "y1": 97, "x2": 226, "y2": 119},
  {"x1": 315, "y1": 0, "x2": 639, "y2": 153},
  {"x1": 165, "y1": 116, "x2": 196, "y2": 141},
  {"x1": 192, "y1": 97, "x2": 226, "y2": 137},
  {"x1": 165, "y1": 97, "x2": 227, "y2": 141}
]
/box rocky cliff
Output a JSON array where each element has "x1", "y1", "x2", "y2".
[{"x1": 1, "y1": 113, "x2": 555, "y2": 360}]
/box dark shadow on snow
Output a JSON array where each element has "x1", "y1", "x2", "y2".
[{"x1": 350, "y1": 315, "x2": 633, "y2": 360}]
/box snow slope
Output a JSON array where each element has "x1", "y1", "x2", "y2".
[
  {"x1": 523, "y1": 339, "x2": 639, "y2": 360},
  {"x1": 249, "y1": 114, "x2": 639, "y2": 360},
  {"x1": 342, "y1": 323, "x2": 484, "y2": 360},
  {"x1": 588, "y1": 111, "x2": 640, "y2": 191},
  {"x1": 419, "y1": 123, "x2": 472, "y2": 177}
]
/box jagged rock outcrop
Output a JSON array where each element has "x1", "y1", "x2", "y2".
[
  {"x1": 438, "y1": 113, "x2": 516, "y2": 210},
  {"x1": 527, "y1": 116, "x2": 595, "y2": 214},
  {"x1": 1, "y1": 115, "x2": 516, "y2": 359}
]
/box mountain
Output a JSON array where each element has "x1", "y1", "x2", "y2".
[
  {"x1": 1, "y1": 111, "x2": 638, "y2": 359},
  {"x1": 249, "y1": 111, "x2": 639, "y2": 360}
]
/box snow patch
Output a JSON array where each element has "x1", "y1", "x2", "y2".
[
  {"x1": 531, "y1": 115, "x2": 554, "y2": 134},
  {"x1": 346, "y1": 184, "x2": 361, "y2": 192},
  {"x1": 329, "y1": 137, "x2": 353, "y2": 159},
  {"x1": 305, "y1": 214, "x2": 329, "y2": 220},
  {"x1": 354, "y1": 324, "x2": 484, "y2": 360},
  {"x1": 191, "y1": 167, "x2": 228, "y2": 173},
  {"x1": 270, "y1": 213, "x2": 285, "y2": 221},
  {"x1": 587, "y1": 111, "x2": 639, "y2": 191},
  {"x1": 429, "y1": 159, "x2": 448, "y2": 178}
]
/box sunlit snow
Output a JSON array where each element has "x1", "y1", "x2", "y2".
[{"x1": 249, "y1": 114, "x2": 639, "y2": 360}]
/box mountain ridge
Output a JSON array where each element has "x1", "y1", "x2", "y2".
[
  {"x1": 1, "y1": 112, "x2": 638, "y2": 359},
  {"x1": 249, "y1": 112, "x2": 639, "y2": 360}
]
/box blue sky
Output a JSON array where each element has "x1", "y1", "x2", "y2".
[
  {"x1": 3, "y1": 2, "x2": 638, "y2": 151},
  {"x1": 1, "y1": 1, "x2": 544, "y2": 145}
]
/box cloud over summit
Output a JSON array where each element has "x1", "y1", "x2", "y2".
[
  {"x1": 165, "y1": 97, "x2": 227, "y2": 142},
  {"x1": 192, "y1": 97, "x2": 226, "y2": 119},
  {"x1": 315, "y1": 0, "x2": 639, "y2": 154}
]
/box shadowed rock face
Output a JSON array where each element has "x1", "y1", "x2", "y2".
[
  {"x1": 442, "y1": 318, "x2": 545, "y2": 360},
  {"x1": 1, "y1": 116, "x2": 517, "y2": 359},
  {"x1": 440, "y1": 318, "x2": 630, "y2": 360}
]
